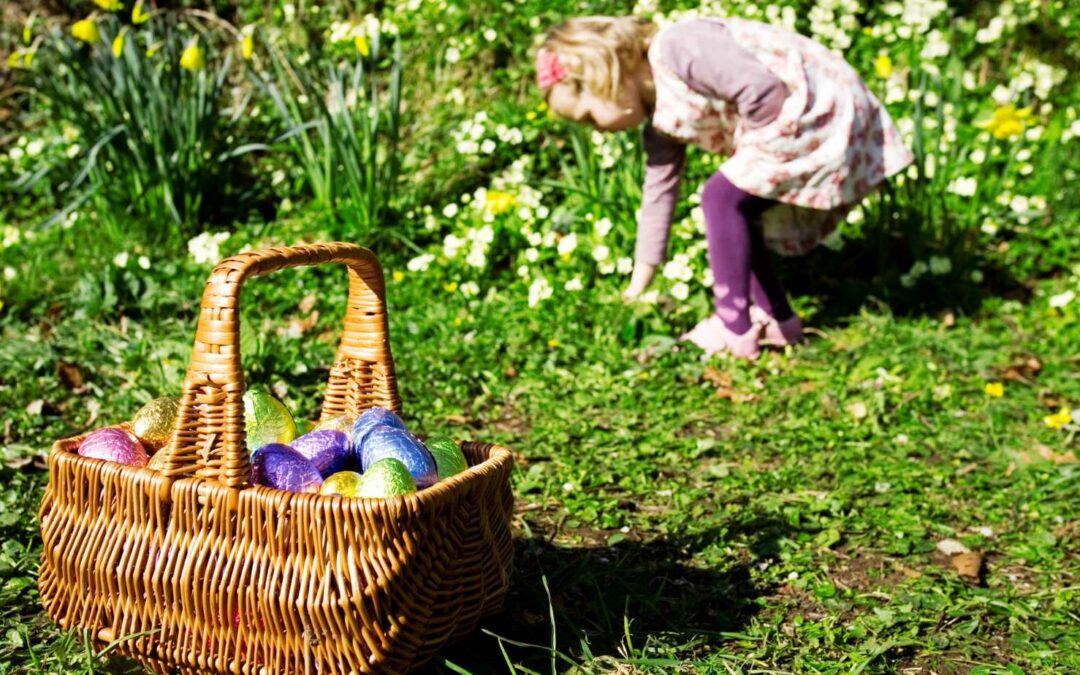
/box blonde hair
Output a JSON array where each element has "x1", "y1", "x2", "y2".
[{"x1": 538, "y1": 16, "x2": 656, "y2": 101}]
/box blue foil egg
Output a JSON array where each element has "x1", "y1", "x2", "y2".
[
  {"x1": 349, "y1": 407, "x2": 407, "y2": 454},
  {"x1": 291, "y1": 429, "x2": 351, "y2": 477},
  {"x1": 359, "y1": 426, "x2": 438, "y2": 489},
  {"x1": 251, "y1": 443, "x2": 323, "y2": 493}
]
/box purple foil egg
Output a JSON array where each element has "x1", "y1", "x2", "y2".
[
  {"x1": 359, "y1": 426, "x2": 438, "y2": 489},
  {"x1": 291, "y1": 429, "x2": 351, "y2": 477},
  {"x1": 78, "y1": 427, "x2": 149, "y2": 467},
  {"x1": 251, "y1": 443, "x2": 323, "y2": 493},
  {"x1": 349, "y1": 407, "x2": 407, "y2": 455}
]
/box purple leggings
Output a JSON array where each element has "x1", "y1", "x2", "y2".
[{"x1": 701, "y1": 171, "x2": 793, "y2": 334}]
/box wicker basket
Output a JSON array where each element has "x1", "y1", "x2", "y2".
[{"x1": 38, "y1": 243, "x2": 515, "y2": 674}]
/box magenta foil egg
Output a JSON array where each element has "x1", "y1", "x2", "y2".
[{"x1": 77, "y1": 427, "x2": 149, "y2": 467}]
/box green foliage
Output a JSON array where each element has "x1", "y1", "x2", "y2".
[{"x1": 252, "y1": 31, "x2": 404, "y2": 243}]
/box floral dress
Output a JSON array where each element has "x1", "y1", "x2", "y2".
[{"x1": 646, "y1": 17, "x2": 914, "y2": 256}]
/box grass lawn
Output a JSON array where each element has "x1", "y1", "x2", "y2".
[{"x1": 1, "y1": 237, "x2": 1077, "y2": 673}]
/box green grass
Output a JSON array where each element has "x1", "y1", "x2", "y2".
[{"x1": 0, "y1": 225, "x2": 1077, "y2": 673}]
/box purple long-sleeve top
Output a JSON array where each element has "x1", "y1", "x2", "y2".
[{"x1": 636, "y1": 19, "x2": 788, "y2": 266}]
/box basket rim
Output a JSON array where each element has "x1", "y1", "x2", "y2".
[{"x1": 49, "y1": 427, "x2": 513, "y2": 510}]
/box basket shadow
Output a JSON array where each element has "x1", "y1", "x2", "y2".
[{"x1": 427, "y1": 523, "x2": 782, "y2": 673}]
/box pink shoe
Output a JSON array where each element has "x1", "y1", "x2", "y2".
[
  {"x1": 750, "y1": 305, "x2": 803, "y2": 346},
  {"x1": 679, "y1": 315, "x2": 761, "y2": 359}
]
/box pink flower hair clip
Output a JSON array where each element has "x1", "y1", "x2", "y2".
[{"x1": 536, "y1": 48, "x2": 568, "y2": 89}]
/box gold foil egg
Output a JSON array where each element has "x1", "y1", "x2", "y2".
[{"x1": 131, "y1": 396, "x2": 180, "y2": 450}]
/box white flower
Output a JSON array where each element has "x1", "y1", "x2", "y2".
[
  {"x1": 1049, "y1": 290, "x2": 1075, "y2": 308},
  {"x1": 407, "y1": 253, "x2": 435, "y2": 272},
  {"x1": 598, "y1": 261, "x2": 616, "y2": 275},
  {"x1": 670, "y1": 282, "x2": 690, "y2": 300},
  {"x1": 524, "y1": 248, "x2": 539, "y2": 262},
  {"x1": 460, "y1": 281, "x2": 480, "y2": 297},
  {"x1": 528, "y1": 276, "x2": 553, "y2": 307},
  {"x1": 928, "y1": 256, "x2": 952, "y2": 275},
  {"x1": 3, "y1": 266, "x2": 16, "y2": 280},
  {"x1": 517, "y1": 264, "x2": 530, "y2": 278},
  {"x1": 443, "y1": 234, "x2": 465, "y2": 258},
  {"x1": 483, "y1": 28, "x2": 497, "y2": 42},
  {"x1": 442, "y1": 203, "x2": 459, "y2": 218},
  {"x1": 65, "y1": 144, "x2": 81, "y2": 159},
  {"x1": 592, "y1": 244, "x2": 610, "y2": 262},
  {"x1": 1010, "y1": 195, "x2": 1030, "y2": 213},
  {"x1": 947, "y1": 176, "x2": 977, "y2": 197},
  {"x1": 616, "y1": 257, "x2": 634, "y2": 275},
  {"x1": 187, "y1": 231, "x2": 230, "y2": 265},
  {"x1": 480, "y1": 139, "x2": 496, "y2": 154},
  {"x1": 456, "y1": 139, "x2": 479, "y2": 155},
  {"x1": 662, "y1": 254, "x2": 693, "y2": 282},
  {"x1": 466, "y1": 247, "x2": 486, "y2": 268},
  {"x1": 26, "y1": 139, "x2": 44, "y2": 157},
  {"x1": 594, "y1": 217, "x2": 613, "y2": 237},
  {"x1": 137, "y1": 256, "x2": 151, "y2": 270},
  {"x1": 557, "y1": 233, "x2": 577, "y2": 257},
  {"x1": 445, "y1": 47, "x2": 461, "y2": 63},
  {"x1": 969, "y1": 148, "x2": 985, "y2": 164},
  {"x1": 564, "y1": 277, "x2": 583, "y2": 291},
  {"x1": 526, "y1": 231, "x2": 543, "y2": 247},
  {"x1": 970, "y1": 269, "x2": 984, "y2": 284}
]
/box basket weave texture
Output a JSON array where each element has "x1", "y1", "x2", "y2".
[{"x1": 38, "y1": 243, "x2": 515, "y2": 674}]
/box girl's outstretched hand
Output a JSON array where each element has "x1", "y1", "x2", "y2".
[{"x1": 621, "y1": 260, "x2": 657, "y2": 303}]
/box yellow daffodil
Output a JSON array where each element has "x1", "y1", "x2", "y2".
[
  {"x1": 984, "y1": 382, "x2": 1004, "y2": 398},
  {"x1": 132, "y1": 0, "x2": 150, "y2": 25},
  {"x1": 354, "y1": 34, "x2": 370, "y2": 57},
  {"x1": 392, "y1": 270, "x2": 404, "y2": 282},
  {"x1": 93, "y1": 0, "x2": 124, "y2": 11},
  {"x1": 974, "y1": 104, "x2": 1032, "y2": 140},
  {"x1": 6, "y1": 49, "x2": 34, "y2": 68},
  {"x1": 179, "y1": 39, "x2": 205, "y2": 71},
  {"x1": 71, "y1": 18, "x2": 101, "y2": 45},
  {"x1": 23, "y1": 14, "x2": 35, "y2": 45},
  {"x1": 443, "y1": 281, "x2": 458, "y2": 293},
  {"x1": 484, "y1": 190, "x2": 516, "y2": 215},
  {"x1": 1043, "y1": 407, "x2": 1072, "y2": 430},
  {"x1": 112, "y1": 27, "x2": 128, "y2": 58},
  {"x1": 242, "y1": 33, "x2": 255, "y2": 60},
  {"x1": 874, "y1": 52, "x2": 893, "y2": 79}
]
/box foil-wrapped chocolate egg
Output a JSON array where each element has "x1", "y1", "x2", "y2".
[
  {"x1": 78, "y1": 427, "x2": 149, "y2": 467},
  {"x1": 314, "y1": 415, "x2": 354, "y2": 436},
  {"x1": 243, "y1": 387, "x2": 298, "y2": 454},
  {"x1": 251, "y1": 444, "x2": 323, "y2": 493},
  {"x1": 319, "y1": 471, "x2": 364, "y2": 497},
  {"x1": 131, "y1": 397, "x2": 180, "y2": 450},
  {"x1": 349, "y1": 407, "x2": 406, "y2": 453},
  {"x1": 425, "y1": 435, "x2": 469, "y2": 479},
  {"x1": 291, "y1": 429, "x2": 351, "y2": 477},
  {"x1": 294, "y1": 418, "x2": 313, "y2": 436},
  {"x1": 360, "y1": 426, "x2": 438, "y2": 489},
  {"x1": 147, "y1": 449, "x2": 170, "y2": 471},
  {"x1": 356, "y1": 458, "x2": 416, "y2": 498}
]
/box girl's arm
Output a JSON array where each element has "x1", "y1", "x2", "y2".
[
  {"x1": 624, "y1": 125, "x2": 686, "y2": 301},
  {"x1": 663, "y1": 19, "x2": 787, "y2": 129}
]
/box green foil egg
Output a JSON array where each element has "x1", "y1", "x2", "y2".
[
  {"x1": 314, "y1": 414, "x2": 355, "y2": 436},
  {"x1": 294, "y1": 418, "x2": 313, "y2": 436},
  {"x1": 356, "y1": 458, "x2": 416, "y2": 498},
  {"x1": 147, "y1": 449, "x2": 170, "y2": 471},
  {"x1": 425, "y1": 435, "x2": 469, "y2": 479},
  {"x1": 131, "y1": 396, "x2": 180, "y2": 450},
  {"x1": 320, "y1": 470, "x2": 364, "y2": 497},
  {"x1": 243, "y1": 387, "x2": 298, "y2": 454}
]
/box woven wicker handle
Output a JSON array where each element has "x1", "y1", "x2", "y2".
[{"x1": 163, "y1": 242, "x2": 400, "y2": 488}]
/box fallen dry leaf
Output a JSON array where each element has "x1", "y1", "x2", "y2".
[
  {"x1": 57, "y1": 361, "x2": 85, "y2": 391},
  {"x1": 1034, "y1": 444, "x2": 1077, "y2": 465},
  {"x1": 298, "y1": 294, "x2": 318, "y2": 314},
  {"x1": 937, "y1": 539, "x2": 971, "y2": 556},
  {"x1": 950, "y1": 551, "x2": 984, "y2": 581}
]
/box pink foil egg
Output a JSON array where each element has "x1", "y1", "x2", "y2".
[{"x1": 77, "y1": 427, "x2": 149, "y2": 467}]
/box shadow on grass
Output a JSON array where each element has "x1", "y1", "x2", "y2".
[
  {"x1": 781, "y1": 231, "x2": 1034, "y2": 329},
  {"x1": 429, "y1": 523, "x2": 784, "y2": 673}
]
